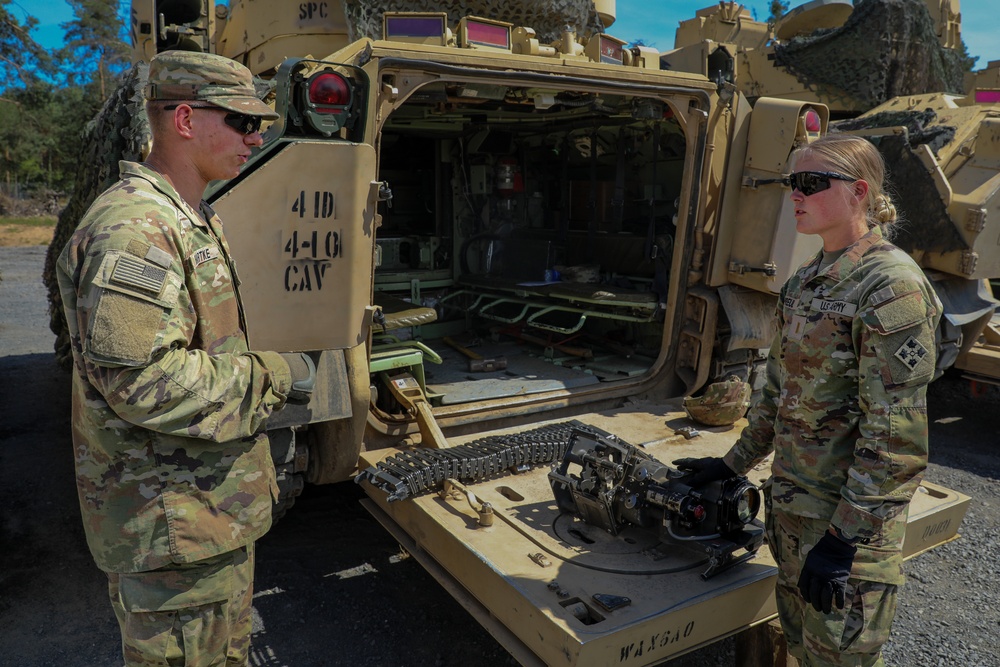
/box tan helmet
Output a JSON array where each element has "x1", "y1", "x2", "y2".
[{"x1": 683, "y1": 375, "x2": 751, "y2": 426}]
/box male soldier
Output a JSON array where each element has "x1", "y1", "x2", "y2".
[{"x1": 57, "y1": 51, "x2": 314, "y2": 666}]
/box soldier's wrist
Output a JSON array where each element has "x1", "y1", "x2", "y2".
[{"x1": 829, "y1": 525, "x2": 867, "y2": 546}]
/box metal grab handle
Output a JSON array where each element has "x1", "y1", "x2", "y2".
[{"x1": 371, "y1": 336, "x2": 443, "y2": 364}]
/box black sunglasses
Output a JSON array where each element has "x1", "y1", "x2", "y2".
[
  {"x1": 162, "y1": 103, "x2": 263, "y2": 135},
  {"x1": 784, "y1": 171, "x2": 855, "y2": 196}
]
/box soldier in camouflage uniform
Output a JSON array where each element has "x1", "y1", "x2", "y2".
[
  {"x1": 676, "y1": 135, "x2": 941, "y2": 667},
  {"x1": 56, "y1": 51, "x2": 315, "y2": 667}
]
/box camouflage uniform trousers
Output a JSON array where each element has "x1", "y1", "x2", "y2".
[
  {"x1": 106, "y1": 545, "x2": 255, "y2": 667},
  {"x1": 767, "y1": 509, "x2": 898, "y2": 667}
]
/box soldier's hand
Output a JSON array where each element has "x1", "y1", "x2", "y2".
[
  {"x1": 280, "y1": 352, "x2": 316, "y2": 404},
  {"x1": 671, "y1": 456, "x2": 733, "y2": 487},
  {"x1": 797, "y1": 531, "x2": 857, "y2": 614}
]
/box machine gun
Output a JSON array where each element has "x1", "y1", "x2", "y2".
[
  {"x1": 549, "y1": 428, "x2": 765, "y2": 578},
  {"x1": 360, "y1": 422, "x2": 765, "y2": 579}
]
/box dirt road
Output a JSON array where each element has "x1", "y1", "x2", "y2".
[{"x1": 2, "y1": 245, "x2": 998, "y2": 666}]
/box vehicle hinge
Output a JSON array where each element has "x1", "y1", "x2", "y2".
[
  {"x1": 965, "y1": 207, "x2": 987, "y2": 233},
  {"x1": 961, "y1": 250, "x2": 979, "y2": 276},
  {"x1": 729, "y1": 261, "x2": 777, "y2": 277},
  {"x1": 383, "y1": 372, "x2": 447, "y2": 448}
]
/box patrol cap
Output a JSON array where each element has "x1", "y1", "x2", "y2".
[{"x1": 146, "y1": 51, "x2": 279, "y2": 119}]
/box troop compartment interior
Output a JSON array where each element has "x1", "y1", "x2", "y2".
[{"x1": 370, "y1": 79, "x2": 693, "y2": 417}]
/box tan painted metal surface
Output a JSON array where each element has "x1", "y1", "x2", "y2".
[
  {"x1": 212, "y1": 142, "x2": 378, "y2": 352},
  {"x1": 359, "y1": 400, "x2": 969, "y2": 666}
]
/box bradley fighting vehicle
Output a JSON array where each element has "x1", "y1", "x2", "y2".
[
  {"x1": 43, "y1": 1, "x2": 975, "y2": 664},
  {"x1": 668, "y1": 0, "x2": 1000, "y2": 388}
]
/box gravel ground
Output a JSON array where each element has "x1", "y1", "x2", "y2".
[{"x1": 1, "y1": 244, "x2": 997, "y2": 666}]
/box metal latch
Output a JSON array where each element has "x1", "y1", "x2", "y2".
[
  {"x1": 440, "y1": 479, "x2": 494, "y2": 527},
  {"x1": 372, "y1": 180, "x2": 393, "y2": 208},
  {"x1": 742, "y1": 175, "x2": 788, "y2": 190}
]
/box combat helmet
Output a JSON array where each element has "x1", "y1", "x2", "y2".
[{"x1": 683, "y1": 376, "x2": 751, "y2": 427}]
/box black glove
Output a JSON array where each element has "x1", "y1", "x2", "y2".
[
  {"x1": 280, "y1": 352, "x2": 316, "y2": 404},
  {"x1": 797, "y1": 532, "x2": 857, "y2": 614},
  {"x1": 671, "y1": 456, "x2": 733, "y2": 487}
]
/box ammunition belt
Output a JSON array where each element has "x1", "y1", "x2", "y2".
[{"x1": 356, "y1": 420, "x2": 604, "y2": 501}]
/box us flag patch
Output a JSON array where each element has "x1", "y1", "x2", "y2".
[
  {"x1": 893, "y1": 336, "x2": 927, "y2": 369},
  {"x1": 110, "y1": 255, "x2": 166, "y2": 294}
]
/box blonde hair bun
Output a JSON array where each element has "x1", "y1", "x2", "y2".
[{"x1": 872, "y1": 194, "x2": 896, "y2": 225}]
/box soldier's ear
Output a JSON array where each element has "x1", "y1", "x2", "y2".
[
  {"x1": 853, "y1": 179, "x2": 869, "y2": 202},
  {"x1": 171, "y1": 104, "x2": 197, "y2": 140}
]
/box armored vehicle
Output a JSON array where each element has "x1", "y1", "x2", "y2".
[
  {"x1": 667, "y1": 0, "x2": 1000, "y2": 387},
  {"x1": 43, "y1": 1, "x2": 972, "y2": 664}
]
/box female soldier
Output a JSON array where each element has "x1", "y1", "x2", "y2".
[{"x1": 675, "y1": 134, "x2": 941, "y2": 666}]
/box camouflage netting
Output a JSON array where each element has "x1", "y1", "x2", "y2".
[
  {"x1": 832, "y1": 108, "x2": 955, "y2": 154},
  {"x1": 867, "y1": 131, "x2": 964, "y2": 255},
  {"x1": 342, "y1": 0, "x2": 605, "y2": 44},
  {"x1": 774, "y1": 0, "x2": 965, "y2": 109},
  {"x1": 43, "y1": 63, "x2": 151, "y2": 368},
  {"x1": 831, "y1": 110, "x2": 963, "y2": 255}
]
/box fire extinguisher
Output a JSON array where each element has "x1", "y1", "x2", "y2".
[{"x1": 495, "y1": 156, "x2": 523, "y2": 196}]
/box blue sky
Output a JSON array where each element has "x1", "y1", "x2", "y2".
[{"x1": 23, "y1": 1, "x2": 1000, "y2": 69}]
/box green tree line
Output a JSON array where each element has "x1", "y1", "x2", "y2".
[
  {"x1": 1, "y1": 0, "x2": 128, "y2": 198},
  {"x1": 0, "y1": 0, "x2": 983, "y2": 203}
]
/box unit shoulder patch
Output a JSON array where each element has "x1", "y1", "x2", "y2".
[
  {"x1": 893, "y1": 335, "x2": 929, "y2": 370},
  {"x1": 858, "y1": 288, "x2": 935, "y2": 387}
]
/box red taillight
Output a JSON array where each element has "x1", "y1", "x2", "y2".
[
  {"x1": 309, "y1": 73, "x2": 350, "y2": 106},
  {"x1": 299, "y1": 66, "x2": 358, "y2": 137},
  {"x1": 804, "y1": 109, "x2": 822, "y2": 133}
]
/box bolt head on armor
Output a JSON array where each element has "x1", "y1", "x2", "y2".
[
  {"x1": 146, "y1": 50, "x2": 278, "y2": 119},
  {"x1": 682, "y1": 375, "x2": 752, "y2": 426}
]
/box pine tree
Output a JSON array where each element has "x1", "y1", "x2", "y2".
[
  {"x1": 0, "y1": 0, "x2": 51, "y2": 89},
  {"x1": 58, "y1": 0, "x2": 130, "y2": 99}
]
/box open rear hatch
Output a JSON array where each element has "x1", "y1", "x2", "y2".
[
  {"x1": 355, "y1": 58, "x2": 968, "y2": 666},
  {"x1": 366, "y1": 73, "x2": 706, "y2": 426}
]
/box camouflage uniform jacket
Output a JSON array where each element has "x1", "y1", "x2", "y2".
[
  {"x1": 723, "y1": 227, "x2": 941, "y2": 581},
  {"x1": 57, "y1": 160, "x2": 293, "y2": 574}
]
